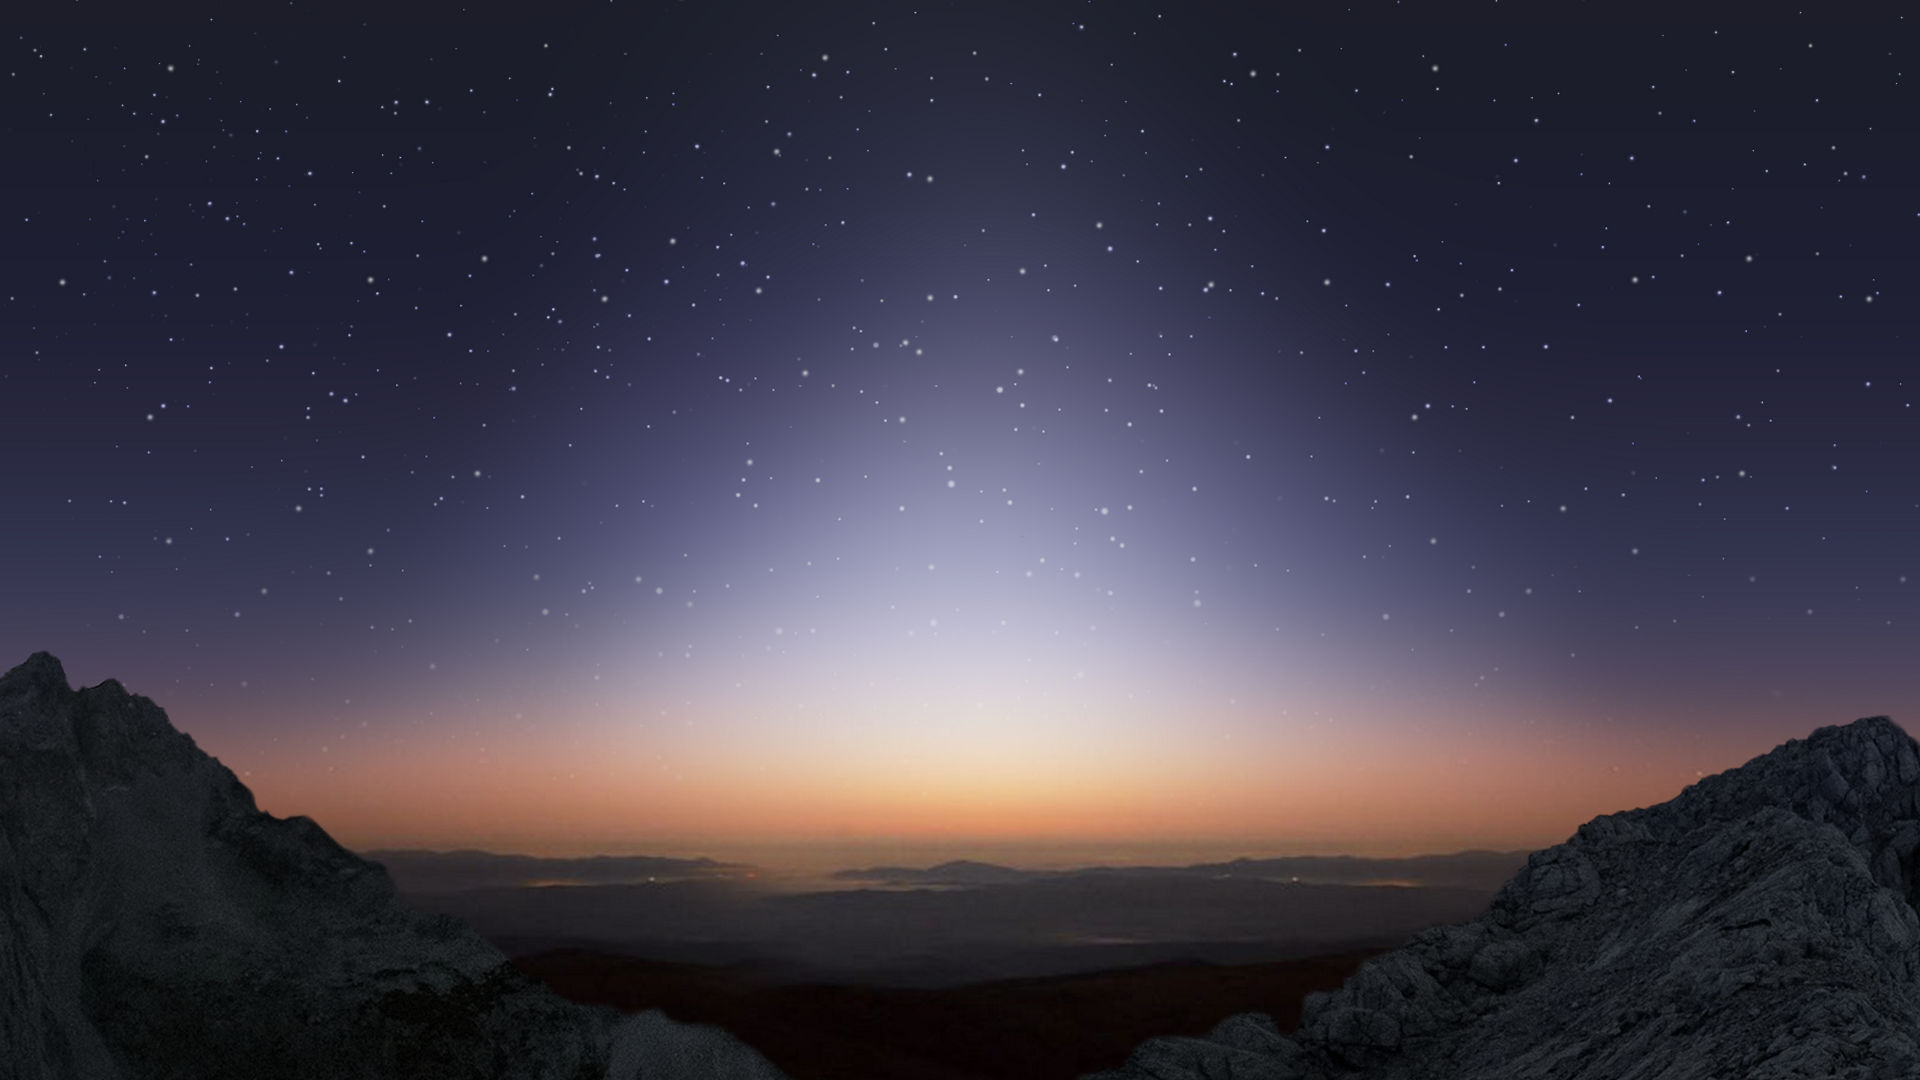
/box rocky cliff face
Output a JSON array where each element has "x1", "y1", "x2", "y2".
[
  {"x1": 1092, "y1": 715, "x2": 1920, "y2": 1080},
  {"x1": 0, "y1": 653, "x2": 786, "y2": 1080}
]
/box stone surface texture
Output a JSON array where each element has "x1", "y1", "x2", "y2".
[
  {"x1": 0, "y1": 652, "x2": 785, "y2": 1080},
  {"x1": 1091, "y1": 714, "x2": 1920, "y2": 1080}
]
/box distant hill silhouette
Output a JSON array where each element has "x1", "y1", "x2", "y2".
[
  {"x1": 832, "y1": 851, "x2": 1525, "y2": 891},
  {"x1": 367, "y1": 849, "x2": 749, "y2": 892},
  {"x1": 831, "y1": 858, "x2": 1046, "y2": 886}
]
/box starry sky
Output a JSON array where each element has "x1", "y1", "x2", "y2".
[{"x1": 5, "y1": 1, "x2": 1915, "y2": 872}]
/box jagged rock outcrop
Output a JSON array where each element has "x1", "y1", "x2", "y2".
[
  {"x1": 0, "y1": 652, "x2": 786, "y2": 1080},
  {"x1": 1091, "y1": 715, "x2": 1920, "y2": 1080}
]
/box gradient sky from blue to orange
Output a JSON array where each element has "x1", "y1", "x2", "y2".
[{"x1": 4, "y1": 2, "x2": 1916, "y2": 871}]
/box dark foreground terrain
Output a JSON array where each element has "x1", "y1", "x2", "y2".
[
  {"x1": 0, "y1": 652, "x2": 783, "y2": 1080},
  {"x1": 514, "y1": 948, "x2": 1376, "y2": 1080}
]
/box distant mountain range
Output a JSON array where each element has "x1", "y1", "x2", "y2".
[
  {"x1": 370, "y1": 839, "x2": 1525, "y2": 988},
  {"x1": 832, "y1": 851, "x2": 1526, "y2": 892},
  {"x1": 364, "y1": 848, "x2": 1526, "y2": 896},
  {"x1": 366, "y1": 849, "x2": 750, "y2": 893}
]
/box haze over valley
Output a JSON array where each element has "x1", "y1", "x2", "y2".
[{"x1": 376, "y1": 848, "x2": 1519, "y2": 985}]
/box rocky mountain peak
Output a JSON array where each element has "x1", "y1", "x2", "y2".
[
  {"x1": 0, "y1": 653, "x2": 786, "y2": 1080},
  {"x1": 1601, "y1": 715, "x2": 1920, "y2": 906},
  {"x1": 2, "y1": 650, "x2": 69, "y2": 693},
  {"x1": 1095, "y1": 715, "x2": 1920, "y2": 1080},
  {"x1": 1687, "y1": 714, "x2": 1915, "y2": 814}
]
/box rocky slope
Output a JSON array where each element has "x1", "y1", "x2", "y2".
[
  {"x1": 0, "y1": 652, "x2": 786, "y2": 1080},
  {"x1": 1091, "y1": 715, "x2": 1920, "y2": 1080}
]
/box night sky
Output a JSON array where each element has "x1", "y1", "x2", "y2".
[{"x1": 6, "y1": 2, "x2": 1915, "y2": 872}]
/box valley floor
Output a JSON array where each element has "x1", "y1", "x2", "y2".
[{"x1": 513, "y1": 947, "x2": 1376, "y2": 1080}]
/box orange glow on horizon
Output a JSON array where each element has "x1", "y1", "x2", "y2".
[{"x1": 224, "y1": 702, "x2": 1781, "y2": 870}]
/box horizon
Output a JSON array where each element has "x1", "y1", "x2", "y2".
[
  {"x1": 249, "y1": 710, "x2": 1919, "y2": 883},
  {"x1": 355, "y1": 838, "x2": 1538, "y2": 894},
  {"x1": 355, "y1": 839, "x2": 1534, "y2": 875},
  {"x1": 216, "y1": 695, "x2": 1909, "y2": 869},
  {"x1": 6, "y1": 6, "x2": 1915, "y2": 864},
  {"x1": 16, "y1": 646, "x2": 1900, "y2": 889},
  {"x1": 16, "y1": 647, "x2": 1874, "y2": 876}
]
